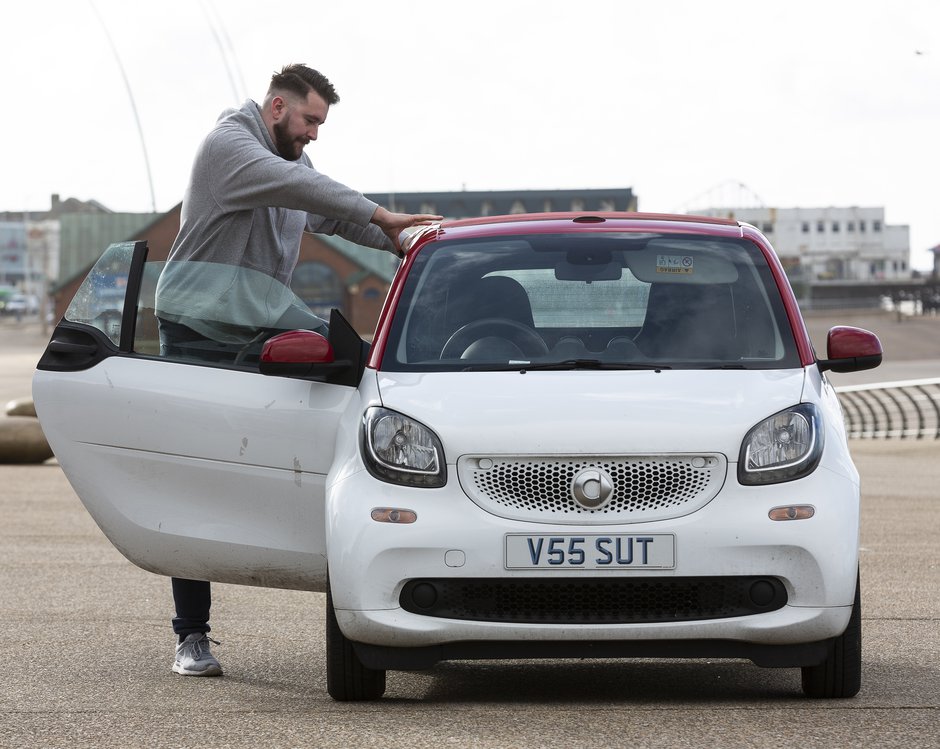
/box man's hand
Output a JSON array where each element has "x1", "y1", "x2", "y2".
[{"x1": 371, "y1": 206, "x2": 443, "y2": 256}]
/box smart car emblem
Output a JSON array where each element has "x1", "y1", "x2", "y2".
[{"x1": 571, "y1": 468, "x2": 614, "y2": 510}]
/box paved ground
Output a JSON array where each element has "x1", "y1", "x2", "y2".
[{"x1": 1, "y1": 313, "x2": 938, "y2": 747}]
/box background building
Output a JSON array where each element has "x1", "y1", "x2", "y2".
[
  {"x1": 698, "y1": 206, "x2": 910, "y2": 282},
  {"x1": 0, "y1": 221, "x2": 28, "y2": 287},
  {"x1": 365, "y1": 187, "x2": 637, "y2": 219},
  {"x1": 1, "y1": 195, "x2": 161, "y2": 331}
]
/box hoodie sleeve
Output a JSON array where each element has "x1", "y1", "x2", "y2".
[
  {"x1": 203, "y1": 122, "x2": 379, "y2": 227},
  {"x1": 306, "y1": 214, "x2": 397, "y2": 254}
]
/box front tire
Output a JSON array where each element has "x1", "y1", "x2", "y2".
[
  {"x1": 326, "y1": 581, "x2": 386, "y2": 701},
  {"x1": 801, "y1": 571, "x2": 862, "y2": 698}
]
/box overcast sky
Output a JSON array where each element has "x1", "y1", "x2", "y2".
[{"x1": 2, "y1": 0, "x2": 938, "y2": 269}]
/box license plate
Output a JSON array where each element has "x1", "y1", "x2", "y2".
[{"x1": 505, "y1": 534, "x2": 676, "y2": 570}]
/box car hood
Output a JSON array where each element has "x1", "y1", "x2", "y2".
[{"x1": 375, "y1": 368, "x2": 808, "y2": 459}]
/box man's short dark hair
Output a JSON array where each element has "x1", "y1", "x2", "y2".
[{"x1": 268, "y1": 64, "x2": 339, "y2": 105}]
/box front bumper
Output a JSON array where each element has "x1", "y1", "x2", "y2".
[
  {"x1": 344, "y1": 610, "x2": 843, "y2": 670},
  {"x1": 326, "y1": 461, "x2": 859, "y2": 653}
]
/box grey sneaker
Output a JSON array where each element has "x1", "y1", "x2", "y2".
[{"x1": 172, "y1": 633, "x2": 222, "y2": 676}]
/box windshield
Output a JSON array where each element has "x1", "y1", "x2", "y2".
[{"x1": 381, "y1": 232, "x2": 800, "y2": 372}]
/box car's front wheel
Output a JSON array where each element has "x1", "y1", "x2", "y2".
[
  {"x1": 326, "y1": 580, "x2": 386, "y2": 701},
  {"x1": 801, "y1": 571, "x2": 861, "y2": 698}
]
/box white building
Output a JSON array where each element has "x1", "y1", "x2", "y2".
[{"x1": 698, "y1": 206, "x2": 910, "y2": 282}]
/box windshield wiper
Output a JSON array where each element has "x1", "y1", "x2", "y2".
[
  {"x1": 459, "y1": 359, "x2": 671, "y2": 372},
  {"x1": 516, "y1": 359, "x2": 670, "y2": 371}
]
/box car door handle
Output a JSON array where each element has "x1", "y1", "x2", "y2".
[
  {"x1": 37, "y1": 323, "x2": 114, "y2": 372},
  {"x1": 47, "y1": 340, "x2": 99, "y2": 356}
]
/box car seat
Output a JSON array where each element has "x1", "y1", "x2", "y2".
[
  {"x1": 440, "y1": 276, "x2": 537, "y2": 359},
  {"x1": 633, "y1": 283, "x2": 738, "y2": 360},
  {"x1": 447, "y1": 275, "x2": 535, "y2": 330}
]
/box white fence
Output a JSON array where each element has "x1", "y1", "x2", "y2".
[{"x1": 836, "y1": 378, "x2": 940, "y2": 440}]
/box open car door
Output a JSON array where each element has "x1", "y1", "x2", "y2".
[{"x1": 32, "y1": 242, "x2": 367, "y2": 591}]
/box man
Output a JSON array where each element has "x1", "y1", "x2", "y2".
[{"x1": 157, "y1": 64, "x2": 441, "y2": 677}]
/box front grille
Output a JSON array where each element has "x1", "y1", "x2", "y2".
[
  {"x1": 457, "y1": 454, "x2": 726, "y2": 524},
  {"x1": 400, "y1": 577, "x2": 786, "y2": 624}
]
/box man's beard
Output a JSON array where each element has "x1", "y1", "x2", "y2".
[{"x1": 273, "y1": 120, "x2": 305, "y2": 160}]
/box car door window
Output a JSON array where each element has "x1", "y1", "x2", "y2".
[
  {"x1": 64, "y1": 241, "x2": 137, "y2": 346},
  {"x1": 150, "y1": 259, "x2": 331, "y2": 367},
  {"x1": 65, "y1": 245, "x2": 335, "y2": 369}
]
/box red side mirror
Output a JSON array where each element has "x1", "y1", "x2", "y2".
[
  {"x1": 818, "y1": 326, "x2": 883, "y2": 373},
  {"x1": 261, "y1": 330, "x2": 334, "y2": 365},
  {"x1": 259, "y1": 330, "x2": 345, "y2": 379}
]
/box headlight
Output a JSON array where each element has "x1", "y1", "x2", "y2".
[
  {"x1": 361, "y1": 407, "x2": 446, "y2": 487},
  {"x1": 738, "y1": 403, "x2": 823, "y2": 485}
]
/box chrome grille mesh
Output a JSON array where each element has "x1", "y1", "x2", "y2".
[{"x1": 457, "y1": 454, "x2": 726, "y2": 524}]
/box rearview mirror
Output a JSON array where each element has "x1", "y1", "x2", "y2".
[{"x1": 555, "y1": 249, "x2": 622, "y2": 281}]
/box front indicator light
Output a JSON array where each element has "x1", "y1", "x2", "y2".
[
  {"x1": 739, "y1": 403, "x2": 823, "y2": 485},
  {"x1": 769, "y1": 505, "x2": 816, "y2": 521},
  {"x1": 371, "y1": 508, "x2": 418, "y2": 524}
]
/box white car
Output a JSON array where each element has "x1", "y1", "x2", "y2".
[
  {"x1": 3, "y1": 292, "x2": 39, "y2": 316},
  {"x1": 33, "y1": 213, "x2": 882, "y2": 701}
]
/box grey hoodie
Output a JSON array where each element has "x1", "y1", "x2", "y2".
[{"x1": 156, "y1": 100, "x2": 395, "y2": 339}]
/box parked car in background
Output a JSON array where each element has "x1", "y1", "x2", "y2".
[
  {"x1": 2, "y1": 292, "x2": 40, "y2": 317},
  {"x1": 32, "y1": 213, "x2": 882, "y2": 701},
  {"x1": 0, "y1": 286, "x2": 15, "y2": 314}
]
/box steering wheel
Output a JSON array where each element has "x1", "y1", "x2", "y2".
[{"x1": 441, "y1": 318, "x2": 549, "y2": 359}]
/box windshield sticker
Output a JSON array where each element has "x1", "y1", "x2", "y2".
[{"x1": 656, "y1": 255, "x2": 694, "y2": 274}]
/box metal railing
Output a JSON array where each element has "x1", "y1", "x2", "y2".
[{"x1": 836, "y1": 378, "x2": 940, "y2": 440}]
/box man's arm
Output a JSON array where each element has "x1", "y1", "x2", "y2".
[
  {"x1": 207, "y1": 126, "x2": 379, "y2": 226},
  {"x1": 308, "y1": 207, "x2": 443, "y2": 256},
  {"x1": 306, "y1": 215, "x2": 394, "y2": 253},
  {"x1": 208, "y1": 123, "x2": 441, "y2": 252}
]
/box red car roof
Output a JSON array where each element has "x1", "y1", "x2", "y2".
[{"x1": 443, "y1": 211, "x2": 739, "y2": 230}]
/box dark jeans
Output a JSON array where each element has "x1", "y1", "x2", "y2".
[
  {"x1": 156, "y1": 317, "x2": 259, "y2": 362},
  {"x1": 156, "y1": 315, "x2": 329, "y2": 362},
  {"x1": 159, "y1": 318, "x2": 214, "y2": 638},
  {"x1": 172, "y1": 578, "x2": 211, "y2": 638}
]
